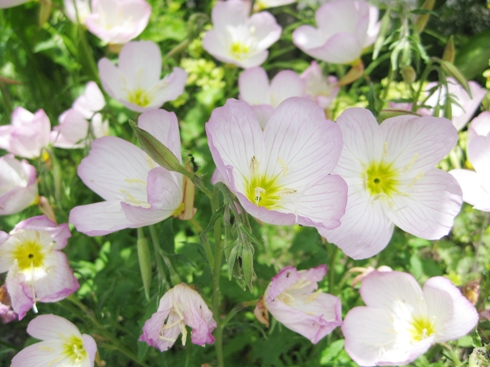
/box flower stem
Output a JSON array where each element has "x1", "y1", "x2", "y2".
[
  {"x1": 149, "y1": 225, "x2": 169, "y2": 291},
  {"x1": 211, "y1": 184, "x2": 225, "y2": 367},
  {"x1": 328, "y1": 245, "x2": 339, "y2": 295}
]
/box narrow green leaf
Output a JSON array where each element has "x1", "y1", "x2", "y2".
[{"x1": 129, "y1": 120, "x2": 189, "y2": 176}]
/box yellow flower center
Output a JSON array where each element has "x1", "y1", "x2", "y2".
[
  {"x1": 409, "y1": 316, "x2": 435, "y2": 342},
  {"x1": 365, "y1": 161, "x2": 399, "y2": 197},
  {"x1": 127, "y1": 89, "x2": 151, "y2": 107},
  {"x1": 62, "y1": 335, "x2": 87, "y2": 363},
  {"x1": 12, "y1": 240, "x2": 45, "y2": 271},
  {"x1": 245, "y1": 157, "x2": 295, "y2": 210},
  {"x1": 230, "y1": 42, "x2": 250, "y2": 60}
]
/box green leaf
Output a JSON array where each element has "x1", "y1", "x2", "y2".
[{"x1": 129, "y1": 120, "x2": 189, "y2": 176}]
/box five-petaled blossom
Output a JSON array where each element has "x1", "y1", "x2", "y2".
[
  {"x1": 11, "y1": 314, "x2": 97, "y2": 367},
  {"x1": 51, "y1": 81, "x2": 109, "y2": 149},
  {"x1": 293, "y1": 0, "x2": 379, "y2": 65},
  {"x1": 263, "y1": 265, "x2": 342, "y2": 343},
  {"x1": 99, "y1": 41, "x2": 187, "y2": 113},
  {"x1": 69, "y1": 109, "x2": 185, "y2": 236},
  {"x1": 319, "y1": 108, "x2": 463, "y2": 259},
  {"x1": 206, "y1": 97, "x2": 348, "y2": 228},
  {"x1": 0, "y1": 215, "x2": 79, "y2": 320},
  {"x1": 450, "y1": 111, "x2": 490, "y2": 212},
  {"x1": 420, "y1": 77, "x2": 487, "y2": 131},
  {"x1": 0, "y1": 107, "x2": 50, "y2": 159},
  {"x1": 238, "y1": 66, "x2": 305, "y2": 128},
  {"x1": 301, "y1": 61, "x2": 339, "y2": 109},
  {"x1": 0, "y1": 155, "x2": 38, "y2": 216},
  {"x1": 84, "y1": 0, "x2": 151, "y2": 45},
  {"x1": 202, "y1": 0, "x2": 282, "y2": 68},
  {"x1": 140, "y1": 283, "x2": 216, "y2": 351},
  {"x1": 342, "y1": 271, "x2": 478, "y2": 366}
]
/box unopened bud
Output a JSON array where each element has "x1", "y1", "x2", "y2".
[
  {"x1": 401, "y1": 65, "x2": 416, "y2": 84},
  {"x1": 38, "y1": 196, "x2": 57, "y2": 224},
  {"x1": 39, "y1": 0, "x2": 53, "y2": 27},
  {"x1": 414, "y1": 0, "x2": 436, "y2": 34},
  {"x1": 337, "y1": 62, "x2": 364, "y2": 86},
  {"x1": 442, "y1": 35, "x2": 455, "y2": 64}
]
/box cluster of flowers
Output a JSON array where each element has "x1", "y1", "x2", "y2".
[{"x1": 0, "y1": 0, "x2": 488, "y2": 365}]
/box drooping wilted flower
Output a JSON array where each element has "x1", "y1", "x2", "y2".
[
  {"x1": 0, "y1": 107, "x2": 50, "y2": 159},
  {"x1": 51, "y1": 81, "x2": 109, "y2": 149},
  {"x1": 342, "y1": 271, "x2": 478, "y2": 366},
  {"x1": 238, "y1": 66, "x2": 305, "y2": 128},
  {"x1": 206, "y1": 97, "x2": 347, "y2": 229},
  {"x1": 202, "y1": 0, "x2": 282, "y2": 68},
  {"x1": 84, "y1": 0, "x2": 151, "y2": 45},
  {"x1": 0, "y1": 155, "x2": 38, "y2": 216},
  {"x1": 0, "y1": 215, "x2": 78, "y2": 320},
  {"x1": 263, "y1": 265, "x2": 342, "y2": 343},
  {"x1": 450, "y1": 111, "x2": 490, "y2": 211},
  {"x1": 98, "y1": 41, "x2": 187, "y2": 113},
  {"x1": 140, "y1": 283, "x2": 216, "y2": 351},
  {"x1": 301, "y1": 61, "x2": 339, "y2": 109},
  {"x1": 293, "y1": 0, "x2": 379, "y2": 65},
  {"x1": 11, "y1": 314, "x2": 97, "y2": 367},
  {"x1": 70, "y1": 109, "x2": 186, "y2": 236},
  {"x1": 319, "y1": 108, "x2": 463, "y2": 259}
]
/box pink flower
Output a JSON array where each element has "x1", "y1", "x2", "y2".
[
  {"x1": 51, "y1": 82, "x2": 109, "y2": 149},
  {"x1": 11, "y1": 314, "x2": 97, "y2": 367},
  {"x1": 0, "y1": 216, "x2": 78, "y2": 320},
  {"x1": 69, "y1": 109, "x2": 185, "y2": 236},
  {"x1": 421, "y1": 78, "x2": 487, "y2": 131},
  {"x1": 206, "y1": 97, "x2": 347, "y2": 229},
  {"x1": 202, "y1": 0, "x2": 282, "y2": 68},
  {"x1": 301, "y1": 61, "x2": 339, "y2": 109},
  {"x1": 0, "y1": 155, "x2": 38, "y2": 216},
  {"x1": 319, "y1": 108, "x2": 462, "y2": 260},
  {"x1": 293, "y1": 0, "x2": 380, "y2": 65},
  {"x1": 238, "y1": 66, "x2": 305, "y2": 128},
  {"x1": 342, "y1": 271, "x2": 478, "y2": 366},
  {"x1": 140, "y1": 283, "x2": 216, "y2": 351},
  {"x1": 84, "y1": 0, "x2": 151, "y2": 45},
  {"x1": 64, "y1": 0, "x2": 91, "y2": 24},
  {"x1": 450, "y1": 111, "x2": 490, "y2": 211},
  {"x1": 0, "y1": 107, "x2": 50, "y2": 159},
  {"x1": 264, "y1": 265, "x2": 342, "y2": 343},
  {"x1": 98, "y1": 41, "x2": 187, "y2": 113}
]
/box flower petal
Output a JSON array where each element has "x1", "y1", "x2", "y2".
[
  {"x1": 381, "y1": 115, "x2": 458, "y2": 173},
  {"x1": 450, "y1": 169, "x2": 490, "y2": 211},
  {"x1": 239, "y1": 67, "x2": 271, "y2": 105},
  {"x1": 69, "y1": 201, "x2": 134, "y2": 236},
  {"x1": 319, "y1": 191, "x2": 394, "y2": 260},
  {"x1": 263, "y1": 97, "x2": 342, "y2": 187},
  {"x1": 98, "y1": 58, "x2": 125, "y2": 100},
  {"x1": 388, "y1": 169, "x2": 462, "y2": 240},
  {"x1": 119, "y1": 41, "x2": 162, "y2": 90},
  {"x1": 269, "y1": 70, "x2": 305, "y2": 108},
  {"x1": 146, "y1": 67, "x2": 187, "y2": 108},
  {"x1": 423, "y1": 276, "x2": 478, "y2": 342},
  {"x1": 27, "y1": 314, "x2": 82, "y2": 340},
  {"x1": 77, "y1": 136, "x2": 150, "y2": 201}
]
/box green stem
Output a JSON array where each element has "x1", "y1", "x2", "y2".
[
  {"x1": 440, "y1": 342, "x2": 461, "y2": 366},
  {"x1": 328, "y1": 245, "x2": 339, "y2": 295},
  {"x1": 149, "y1": 225, "x2": 169, "y2": 291},
  {"x1": 78, "y1": 26, "x2": 99, "y2": 81},
  {"x1": 411, "y1": 62, "x2": 435, "y2": 112},
  {"x1": 211, "y1": 184, "x2": 225, "y2": 367},
  {"x1": 162, "y1": 39, "x2": 191, "y2": 62},
  {"x1": 380, "y1": 67, "x2": 394, "y2": 101}
]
